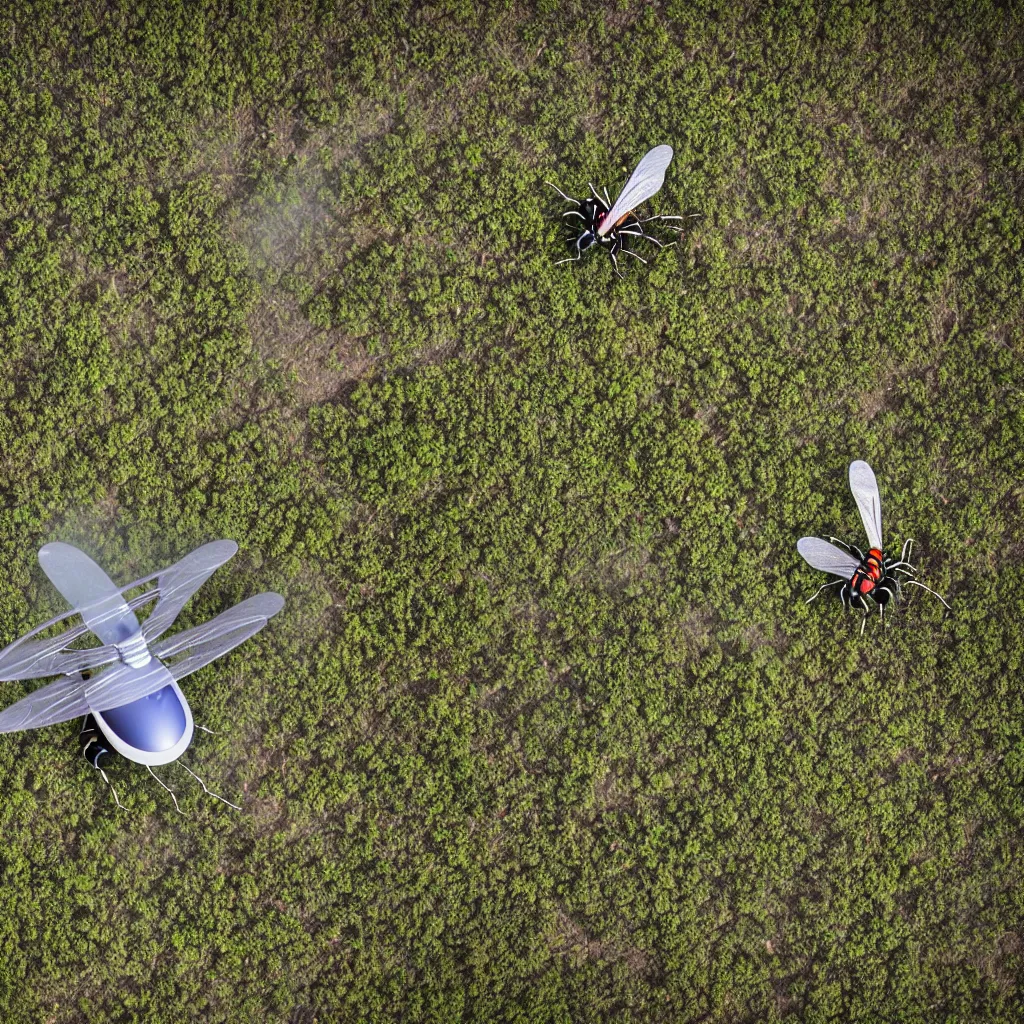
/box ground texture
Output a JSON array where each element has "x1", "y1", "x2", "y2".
[{"x1": 1, "y1": 2, "x2": 1023, "y2": 1021}]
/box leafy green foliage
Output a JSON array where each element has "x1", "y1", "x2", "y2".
[{"x1": 0, "y1": 1, "x2": 1023, "y2": 1021}]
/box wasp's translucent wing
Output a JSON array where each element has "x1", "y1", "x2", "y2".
[
  {"x1": 152, "y1": 593, "x2": 285, "y2": 681},
  {"x1": 0, "y1": 675, "x2": 90, "y2": 732},
  {"x1": 848, "y1": 460, "x2": 883, "y2": 551},
  {"x1": 38, "y1": 543, "x2": 141, "y2": 646},
  {"x1": 797, "y1": 537, "x2": 860, "y2": 579},
  {"x1": 598, "y1": 145, "x2": 674, "y2": 237},
  {"x1": 136, "y1": 540, "x2": 239, "y2": 643}
]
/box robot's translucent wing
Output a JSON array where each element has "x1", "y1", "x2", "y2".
[
  {"x1": 848, "y1": 460, "x2": 883, "y2": 551},
  {"x1": 0, "y1": 659, "x2": 178, "y2": 733},
  {"x1": 0, "y1": 675, "x2": 89, "y2": 732},
  {"x1": 598, "y1": 145, "x2": 674, "y2": 237},
  {"x1": 152, "y1": 593, "x2": 285, "y2": 681},
  {"x1": 797, "y1": 537, "x2": 860, "y2": 579},
  {"x1": 0, "y1": 641, "x2": 119, "y2": 682},
  {"x1": 0, "y1": 590, "x2": 157, "y2": 683},
  {"x1": 0, "y1": 613, "x2": 119, "y2": 681},
  {"x1": 38, "y1": 543, "x2": 141, "y2": 645},
  {"x1": 84, "y1": 660, "x2": 177, "y2": 714},
  {"x1": 136, "y1": 541, "x2": 239, "y2": 643}
]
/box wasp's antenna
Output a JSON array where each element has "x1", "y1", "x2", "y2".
[
  {"x1": 148, "y1": 765, "x2": 182, "y2": 814},
  {"x1": 178, "y1": 760, "x2": 241, "y2": 811},
  {"x1": 589, "y1": 181, "x2": 602, "y2": 201},
  {"x1": 903, "y1": 579, "x2": 952, "y2": 611},
  {"x1": 603, "y1": 185, "x2": 611, "y2": 207},
  {"x1": 545, "y1": 181, "x2": 579, "y2": 204},
  {"x1": 99, "y1": 768, "x2": 126, "y2": 810},
  {"x1": 195, "y1": 724, "x2": 216, "y2": 735}
]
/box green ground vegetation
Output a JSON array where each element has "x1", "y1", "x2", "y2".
[{"x1": 1, "y1": 1, "x2": 1023, "y2": 1021}]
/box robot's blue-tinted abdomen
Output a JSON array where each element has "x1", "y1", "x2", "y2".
[{"x1": 101, "y1": 685, "x2": 187, "y2": 753}]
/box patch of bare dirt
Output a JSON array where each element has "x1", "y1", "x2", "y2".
[
  {"x1": 248, "y1": 291, "x2": 379, "y2": 407},
  {"x1": 550, "y1": 907, "x2": 659, "y2": 979},
  {"x1": 974, "y1": 931, "x2": 1023, "y2": 997}
]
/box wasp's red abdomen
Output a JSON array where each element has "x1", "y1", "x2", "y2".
[
  {"x1": 851, "y1": 549, "x2": 885, "y2": 595},
  {"x1": 852, "y1": 571, "x2": 875, "y2": 595},
  {"x1": 865, "y1": 549, "x2": 884, "y2": 579}
]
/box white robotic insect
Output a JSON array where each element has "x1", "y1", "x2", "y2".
[{"x1": 0, "y1": 540, "x2": 283, "y2": 811}]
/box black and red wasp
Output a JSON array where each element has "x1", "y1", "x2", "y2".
[
  {"x1": 546, "y1": 145, "x2": 685, "y2": 277},
  {"x1": 797, "y1": 460, "x2": 950, "y2": 634}
]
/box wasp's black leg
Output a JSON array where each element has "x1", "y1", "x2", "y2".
[
  {"x1": 195, "y1": 723, "x2": 216, "y2": 735},
  {"x1": 889, "y1": 538, "x2": 917, "y2": 574},
  {"x1": 148, "y1": 765, "x2": 183, "y2": 814},
  {"x1": 903, "y1": 580, "x2": 952, "y2": 611},
  {"x1": 607, "y1": 242, "x2": 625, "y2": 279},
  {"x1": 619, "y1": 215, "x2": 676, "y2": 248},
  {"x1": 638, "y1": 231, "x2": 677, "y2": 249},
  {"x1": 890, "y1": 563, "x2": 917, "y2": 575},
  {"x1": 806, "y1": 578, "x2": 844, "y2": 604},
  {"x1": 635, "y1": 220, "x2": 685, "y2": 241},
  {"x1": 638, "y1": 214, "x2": 700, "y2": 232},
  {"x1": 620, "y1": 247, "x2": 648, "y2": 264},
  {"x1": 179, "y1": 760, "x2": 241, "y2": 811},
  {"x1": 554, "y1": 236, "x2": 585, "y2": 266},
  {"x1": 545, "y1": 181, "x2": 580, "y2": 205},
  {"x1": 637, "y1": 214, "x2": 688, "y2": 226}
]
